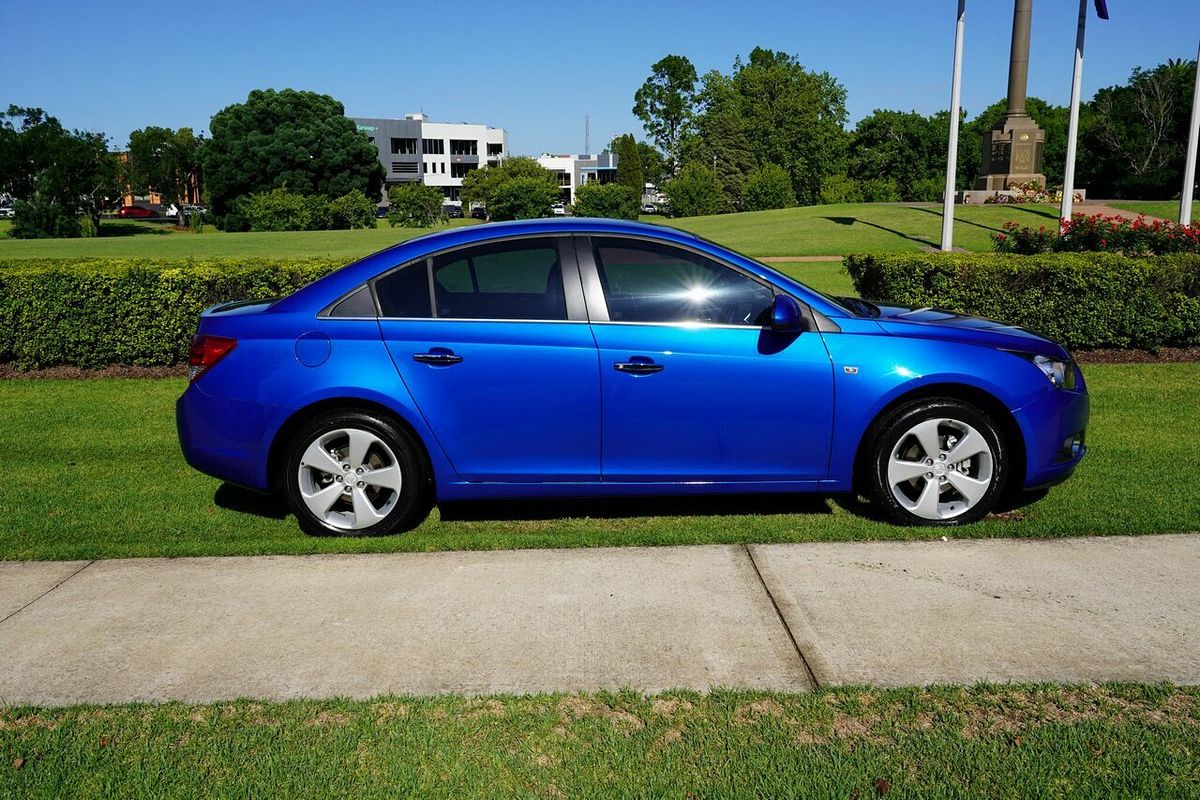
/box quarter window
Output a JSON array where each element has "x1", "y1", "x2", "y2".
[
  {"x1": 592, "y1": 239, "x2": 776, "y2": 326},
  {"x1": 375, "y1": 262, "x2": 433, "y2": 318}
]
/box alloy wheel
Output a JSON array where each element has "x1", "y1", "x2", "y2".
[
  {"x1": 296, "y1": 428, "x2": 403, "y2": 531},
  {"x1": 886, "y1": 417, "x2": 995, "y2": 521}
]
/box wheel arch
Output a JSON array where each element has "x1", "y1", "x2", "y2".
[
  {"x1": 851, "y1": 382, "x2": 1026, "y2": 499},
  {"x1": 266, "y1": 397, "x2": 436, "y2": 494}
]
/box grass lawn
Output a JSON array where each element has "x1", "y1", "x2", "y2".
[
  {"x1": 0, "y1": 203, "x2": 1060, "y2": 260},
  {"x1": 0, "y1": 218, "x2": 481, "y2": 261},
  {"x1": 0, "y1": 362, "x2": 1196, "y2": 562},
  {"x1": 2, "y1": 684, "x2": 1197, "y2": 798},
  {"x1": 1105, "y1": 199, "x2": 1189, "y2": 221}
]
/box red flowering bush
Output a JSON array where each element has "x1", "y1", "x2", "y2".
[{"x1": 993, "y1": 213, "x2": 1200, "y2": 256}]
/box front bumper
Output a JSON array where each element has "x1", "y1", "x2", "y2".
[{"x1": 1012, "y1": 381, "x2": 1090, "y2": 490}]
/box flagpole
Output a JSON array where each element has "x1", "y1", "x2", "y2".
[
  {"x1": 1060, "y1": 0, "x2": 1088, "y2": 231},
  {"x1": 941, "y1": 0, "x2": 966, "y2": 252},
  {"x1": 1181, "y1": 38, "x2": 1200, "y2": 226}
]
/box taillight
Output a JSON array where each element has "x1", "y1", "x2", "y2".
[{"x1": 187, "y1": 335, "x2": 237, "y2": 382}]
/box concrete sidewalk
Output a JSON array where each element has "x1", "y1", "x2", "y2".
[{"x1": 1, "y1": 535, "x2": 1198, "y2": 706}]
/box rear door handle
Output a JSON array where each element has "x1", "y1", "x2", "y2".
[
  {"x1": 413, "y1": 350, "x2": 463, "y2": 366},
  {"x1": 613, "y1": 358, "x2": 663, "y2": 375}
]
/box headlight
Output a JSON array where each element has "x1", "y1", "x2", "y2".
[{"x1": 1031, "y1": 354, "x2": 1076, "y2": 390}]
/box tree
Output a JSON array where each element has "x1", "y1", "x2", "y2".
[
  {"x1": 1080, "y1": 60, "x2": 1196, "y2": 198},
  {"x1": 611, "y1": 134, "x2": 644, "y2": 194},
  {"x1": 637, "y1": 142, "x2": 667, "y2": 187},
  {"x1": 689, "y1": 48, "x2": 848, "y2": 206},
  {"x1": 0, "y1": 106, "x2": 119, "y2": 238},
  {"x1": 742, "y1": 163, "x2": 796, "y2": 211},
  {"x1": 633, "y1": 55, "x2": 698, "y2": 167},
  {"x1": 848, "y1": 110, "x2": 950, "y2": 201},
  {"x1": 572, "y1": 183, "x2": 639, "y2": 220},
  {"x1": 201, "y1": 89, "x2": 384, "y2": 230},
  {"x1": 387, "y1": 182, "x2": 445, "y2": 227},
  {"x1": 125, "y1": 126, "x2": 202, "y2": 206},
  {"x1": 460, "y1": 156, "x2": 559, "y2": 219},
  {"x1": 662, "y1": 162, "x2": 726, "y2": 217}
]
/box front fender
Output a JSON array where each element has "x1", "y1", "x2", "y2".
[{"x1": 821, "y1": 323, "x2": 1055, "y2": 488}]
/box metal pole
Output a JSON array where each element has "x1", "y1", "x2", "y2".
[
  {"x1": 1060, "y1": 0, "x2": 1087, "y2": 231},
  {"x1": 941, "y1": 0, "x2": 966, "y2": 252},
  {"x1": 1181, "y1": 38, "x2": 1200, "y2": 226}
]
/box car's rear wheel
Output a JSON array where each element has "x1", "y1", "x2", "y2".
[
  {"x1": 865, "y1": 399, "x2": 1008, "y2": 526},
  {"x1": 284, "y1": 411, "x2": 432, "y2": 537}
]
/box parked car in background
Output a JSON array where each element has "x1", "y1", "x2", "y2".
[
  {"x1": 181, "y1": 204, "x2": 207, "y2": 217},
  {"x1": 178, "y1": 218, "x2": 1089, "y2": 538},
  {"x1": 550, "y1": 203, "x2": 567, "y2": 216},
  {"x1": 376, "y1": 206, "x2": 390, "y2": 219},
  {"x1": 470, "y1": 207, "x2": 487, "y2": 220},
  {"x1": 0, "y1": 206, "x2": 14, "y2": 220},
  {"x1": 443, "y1": 205, "x2": 463, "y2": 219},
  {"x1": 640, "y1": 204, "x2": 658, "y2": 214},
  {"x1": 117, "y1": 205, "x2": 156, "y2": 219}
]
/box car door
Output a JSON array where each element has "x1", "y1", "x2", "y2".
[
  {"x1": 579, "y1": 235, "x2": 835, "y2": 482},
  {"x1": 376, "y1": 235, "x2": 601, "y2": 483}
]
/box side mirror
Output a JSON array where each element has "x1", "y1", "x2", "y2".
[{"x1": 768, "y1": 294, "x2": 806, "y2": 333}]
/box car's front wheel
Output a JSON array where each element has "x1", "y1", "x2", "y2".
[
  {"x1": 865, "y1": 399, "x2": 1009, "y2": 526},
  {"x1": 284, "y1": 410, "x2": 432, "y2": 537}
]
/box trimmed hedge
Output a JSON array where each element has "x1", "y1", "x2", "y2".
[
  {"x1": 0, "y1": 258, "x2": 348, "y2": 368},
  {"x1": 844, "y1": 252, "x2": 1200, "y2": 350}
]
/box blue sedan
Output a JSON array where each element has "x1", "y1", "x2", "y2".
[{"x1": 177, "y1": 218, "x2": 1088, "y2": 536}]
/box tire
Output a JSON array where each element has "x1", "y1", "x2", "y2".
[
  {"x1": 283, "y1": 410, "x2": 433, "y2": 537},
  {"x1": 864, "y1": 398, "x2": 1009, "y2": 526}
]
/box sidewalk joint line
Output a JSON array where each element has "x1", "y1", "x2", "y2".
[
  {"x1": 742, "y1": 544, "x2": 819, "y2": 689},
  {"x1": 0, "y1": 560, "x2": 94, "y2": 628}
]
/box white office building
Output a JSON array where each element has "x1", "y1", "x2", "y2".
[
  {"x1": 352, "y1": 113, "x2": 508, "y2": 204},
  {"x1": 536, "y1": 153, "x2": 619, "y2": 204}
]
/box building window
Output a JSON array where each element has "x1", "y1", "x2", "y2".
[
  {"x1": 422, "y1": 138, "x2": 445, "y2": 154},
  {"x1": 390, "y1": 138, "x2": 418, "y2": 155},
  {"x1": 451, "y1": 163, "x2": 477, "y2": 179},
  {"x1": 391, "y1": 162, "x2": 419, "y2": 174},
  {"x1": 367, "y1": 136, "x2": 375, "y2": 145},
  {"x1": 441, "y1": 163, "x2": 446, "y2": 174},
  {"x1": 449, "y1": 139, "x2": 477, "y2": 156},
  {"x1": 443, "y1": 187, "x2": 461, "y2": 201},
  {"x1": 555, "y1": 171, "x2": 571, "y2": 187},
  {"x1": 486, "y1": 143, "x2": 503, "y2": 156}
]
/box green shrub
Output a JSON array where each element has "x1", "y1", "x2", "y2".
[
  {"x1": 305, "y1": 194, "x2": 332, "y2": 231},
  {"x1": 329, "y1": 190, "x2": 377, "y2": 230},
  {"x1": 819, "y1": 174, "x2": 862, "y2": 205},
  {"x1": 663, "y1": 163, "x2": 726, "y2": 218},
  {"x1": 741, "y1": 163, "x2": 796, "y2": 211},
  {"x1": 844, "y1": 251, "x2": 1200, "y2": 350},
  {"x1": 9, "y1": 198, "x2": 85, "y2": 239},
  {"x1": 243, "y1": 189, "x2": 312, "y2": 231},
  {"x1": 387, "y1": 183, "x2": 445, "y2": 228},
  {"x1": 572, "y1": 183, "x2": 639, "y2": 220},
  {"x1": 908, "y1": 176, "x2": 944, "y2": 203},
  {"x1": 0, "y1": 258, "x2": 347, "y2": 368},
  {"x1": 488, "y1": 177, "x2": 558, "y2": 221},
  {"x1": 859, "y1": 177, "x2": 901, "y2": 203}
]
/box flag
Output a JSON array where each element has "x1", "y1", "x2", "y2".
[{"x1": 1094, "y1": 0, "x2": 1109, "y2": 19}]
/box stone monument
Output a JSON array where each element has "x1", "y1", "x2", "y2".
[{"x1": 977, "y1": 0, "x2": 1046, "y2": 190}]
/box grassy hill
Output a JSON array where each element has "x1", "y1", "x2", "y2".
[{"x1": 0, "y1": 202, "x2": 1065, "y2": 261}]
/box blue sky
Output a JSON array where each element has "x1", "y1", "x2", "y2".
[{"x1": 1, "y1": 1, "x2": 1196, "y2": 154}]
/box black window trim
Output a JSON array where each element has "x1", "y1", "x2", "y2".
[{"x1": 320, "y1": 232, "x2": 588, "y2": 323}]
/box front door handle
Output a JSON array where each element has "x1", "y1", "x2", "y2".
[
  {"x1": 413, "y1": 350, "x2": 463, "y2": 366},
  {"x1": 614, "y1": 358, "x2": 664, "y2": 375}
]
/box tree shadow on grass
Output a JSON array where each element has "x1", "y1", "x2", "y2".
[
  {"x1": 822, "y1": 216, "x2": 937, "y2": 248},
  {"x1": 907, "y1": 204, "x2": 1057, "y2": 237},
  {"x1": 98, "y1": 222, "x2": 174, "y2": 237}
]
